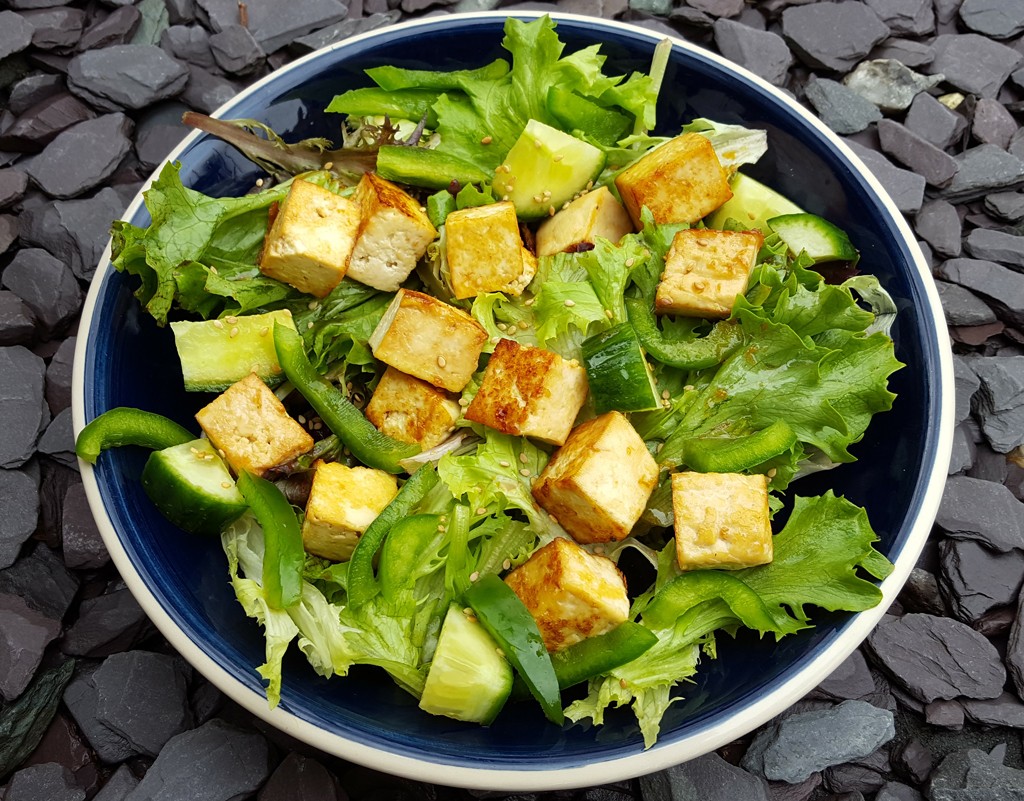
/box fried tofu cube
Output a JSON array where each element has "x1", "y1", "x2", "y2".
[
  {"x1": 655, "y1": 228, "x2": 763, "y2": 319},
  {"x1": 672, "y1": 472, "x2": 772, "y2": 571},
  {"x1": 614, "y1": 132, "x2": 732, "y2": 227},
  {"x1": 535, "y1": 186, "x2": 634, "y2": 257},
  {"x1": 445, "y1": 202, "x2": 537, "y2": 299},
  {"x1": 504, "y1": 537, "x2": 630, "y2": 652},
  {"x1": 259, "y1": 179, "x2": 361, "y2": 298},
  {"x1": 195, "y1": 373, "x2": 313, "y2": 477},
  {"x1": 465, "y1": 339, "x2": 588, "y2": 446},
  {"x1": 368, "y1": 289, "x2": 488, "y2": 392},
  {"x1": 301, "y1": 461, "x2": 398, "y2": 562},
  {"x1": 365, "y1": 366, "x2": 461, "y2": 449},
  {"x1": 532, "y1": 411, "x2": 659, "y2": 544},
  {"x1": 346, "y1": 173, "x2": 437, "y2": 292}
]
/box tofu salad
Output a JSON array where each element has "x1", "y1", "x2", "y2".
[{"x1": 77, "y1": 16, "x2": 903, "y2": 747}]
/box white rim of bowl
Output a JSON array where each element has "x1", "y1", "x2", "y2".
[{"x1": 73, "y1": 10, "x2": 956, "y2": 792}]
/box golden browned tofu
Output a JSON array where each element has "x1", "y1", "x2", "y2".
[
  {"x1": 445, "y1": 202, "x2": 536, "y2": 299},
  {"x1": 465, "y1": 339, "x2": 588, "y2": 446},
  {"x1": 655, "y1": 228, "x2": 763, "y2": 319},
  {"x1": 614, "y1": 133, "x2": 732, "y2": 227},
  {"x1": 535, "y1": 186, "x2": 634, "y2": 257},
  {"x1": 365, "y1": 366, "x2": 461, "y2": 449},
  {"x1": 347, "y1": 173, "x2": 437, "y2": 292},
  {"x1": 195, "y1": 373, "x2": 313, "y2": 477},
  {"x1": 672, "y1": 472, "x2": 772, "y2": 571},
  {"x1": 259, "y1": 179, "x2": 361, "y2": 298},
  {"x1": 504, "y1": 537, "x2": 629, "y2": 652},
  {"x1": 532, "y1": 411, "x2": 659, "y2": 544},
  {"x1": 368, "y1": 289, "x2": 488, "y2": 393},
  {"x1": 301, "y1": 461, "x2": 398, "y2": 562}
]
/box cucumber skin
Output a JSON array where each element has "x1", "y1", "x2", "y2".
[
  {"x1": 581, "y1": 324, "x2": 661, "y2": 414},
  {"x1": 141, "y1": 440, "x2": 247, "y2": 536},
  {"x1": 767, "y1": 213, "x2": 859, "y2": 263},
  {"x1": 419, "y1": 605, "x2": 513, "y2": 725},
  {"x1": 706, "y1": 173, "x2": 803, "y2": 234}
]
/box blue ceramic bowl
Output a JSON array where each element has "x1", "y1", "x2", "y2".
[{"x1": 74, "y1": 12, "x2": 954, "y2": 791}]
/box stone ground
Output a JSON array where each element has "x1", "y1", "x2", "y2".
[{"x1": 2, "y1": 0, "x2": 1024, "y2": 798}]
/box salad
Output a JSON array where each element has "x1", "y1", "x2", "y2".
[{"x1": 77, "y1": 16, "x2": 903, "y2": 748}]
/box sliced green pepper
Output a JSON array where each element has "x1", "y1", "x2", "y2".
[
  {"x1": 625, "y1": 296, "x2": 743, "y2": 370},
  {"x1": 379, "y1": 513, "x2": 442, "y2": 601},
  {"x1": 511, "y1": 622, "x2": 659, "y2": 699},
  {"x1": 464, "y1": 574, "x2": 563, "y2": 725},
  {"x1": 346, "y1": 465, "x2": 439, "y2": 608},
  {"x1": 236, "y1": 471, "x2": 304, "y2": 609},
  {"x1": 273, "y1": 322, "x2": 418, "y2": 474},
  {"x1": 681, "y1": 420, "x2": 798, "y2": 474},
  {"x1": 75, "y1": 407, "x2": 194, "y2": 464}
]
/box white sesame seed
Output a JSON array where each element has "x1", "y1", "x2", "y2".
[
  {"x1": 661, "y1": 389, "x2": 671, "y2": 400},
  {"x1": 308, "y1": 300, "x2": 319, "y2": 310},
  {"x1": 259, "y1": 327, "x2": 269, "y2": 336},
  {"x1": 499, "y1": 460, "x2": 511, "y2": 468},
  {"x1": 502, "y1": 559, "x2": 511, "y2": 570},
  {"x1": 324, "y1": 161, "x2": 334, "y2": 170},
  {"x1": 481, "y1": 135, "x2": 493, "y2": 145},
  {"x1": 226, "y1": 316, "x2": 238, "y2": 324},
  {"x1": 552, "y1": 153, "x2": 563, "y2": 162},
  {"x1": 476, "y1": 507, "x2": 487, "y2": 516},
  {"x1": 767, "y1": 468, "x2": 778, "y2": 478},
  {"x1": 212, "y1": 320, "x2": 224, "y2": 329},
  {"x1": 625, "y1": 257, "x2": 635, "y2": 267},
  {"x1": 298, "y1": 415, "x2": 307, "y2": 424},
  {"x1": 307, "y1": 322, "x2": 314, "y2": 330},
  {"x1": 564, "y1": 299, "x2": 576, "y2": 307},
  {"x1": 437, "y1": 355, "x2": 447, "y2": 368},
  {"x1": 459, "y1": 397, "x2": 470, "y2": 407},
  {"x1": 221, "y1": 481, "x2": 232, "y2": 489},
  {"x1": 518, "y1": 452, "x2": 529, "y2": 464},
  {"x1": 229, "y1": 327, "x2": 239, "y2": 338},
  {"x1": 470, "y1": 571, "x2": 480, "y2": 582},
  {"x1": 255, "y1": 178, "x2": 264, "y2": 187},
  {"x1": 605, "y1": 309, "x2": 613, "y2": 318},
  {"x1": 519, "y1": 468, "x2": 531, "y2": 477}
]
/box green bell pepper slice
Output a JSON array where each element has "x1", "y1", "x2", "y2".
[
  {"x1": 76, "y1": 407, "x2": 194, "y2": 464},
  {"x1": 236, "y1": 471, "x2": 304, "y2": 610},
  {"x1": 625, "y1": 296, "x2": 743, "y2": 370},
  {"x1": 681, "y1": 420, "x2": 798, "y2": 474}
]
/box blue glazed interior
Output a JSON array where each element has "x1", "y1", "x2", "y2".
[{"x1": 83, "y1": 16, "x2": 943, "y2": 772}]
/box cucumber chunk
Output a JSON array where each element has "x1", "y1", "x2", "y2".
[
  {"x1": 419, "y1": 604, "x2": 513, "y2": 725},
  {"x1": 492, "y1": 120, "x2": 606, "y2": 219},
  {"x1": 171, "y1": 309, "x2": 295, "y2": 393},
  {"x1": 581, "y1": 323, "x2": 661, "y2": 414},
  {"x1": 705, "y1": 173, "x2": 803, "y2": 234},
  {"x1": 141, "y1": 439, "x2": 247, "y2": 536},
  {"x1": 767, "y1": 212, "x2": 859, "y2": 264}
]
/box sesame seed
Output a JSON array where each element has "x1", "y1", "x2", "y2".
[
  {"x1": 553, "y1": 153, "x2": 563, "y2": 162},
  {"x1": 255, "y1": 178, "x2": 264, "y2": 187},
  {"x1": 229, "y1": 327, "x2": 239, "y2": 338},
  {"x1": 548, "y1": 206, "x2": 556, "y2": 216},
  {"x1": 440, "y1": 515, "x2": 448, "y2": 523},
  {"x1": 209, "y1": 266, "x2": 219, "y2": 274},
  {"x1": 625, "y1": 257, "x2": 635, "y2": 267},
  {"x1": 684, "y1": 384, "x2": 695, "y2": 391},
  {"x1": 549, "y1": 514, "x2": 558, "y2": 525},
  {"x1": 217, "y1": 448, "x2": 226, "y2": 458},
  {"x1": 308, "y1": 300, "x2": 319, "y2": 310},
  {"x1": 226, "y1": 316, "x2": 238, "y2": 324},
  {"x1": 476, "y1": 507, "x2": 487, "y2": 516},
  {"x1": 420, "y1": 206, "x2": 427, "y2": 213},
  {"x1": 605, "y1": 309, "x2": 613, "y2": 319},
  {"x1": 661, "y1": 389, "x2": 670, "y2": 400},
  {"x1": 481, "y1": 135, "x2": 493, "y2": 145},
  {"x1": 519, "y1": 468, "x2": 531, "y2": 477},
  {"x1": 586, "y1": 180, "x2": 594, "y2": 190},
  {"x1": 594, "y1": 544, "x2": 605, "y2": 555},
  {"x1": 221, "y1": 481, "x2": 232, "y2": 489},
  {"x1": 533, "y1": 194, "x2": 543, "y2": 204},
  {"x1": 437, "y1": 355, "x2": 447, "y2": 368},
  {"x1": 497, "y1": 322, "x2": 507, "y2": 331},
  {"x1": 324, "y1": 161, "x2": 334, "y2": 170},
  {"x1": 307, "y1": 321, "x2": 314, "y2": 330},
  {"x1": 619, "y1": 678, "x2": 628, "y2": 689},
  {"x1": 490, "y1": 336, "x2": 500, "y2": 344},
  {"x1": 437, "y1": 525, "x2": 446, "y2": 532},
  {"x1": 499, "y1": 460, "x2": 511, "y2": 468},
  {"x1": 506, "y1": 324, "x2": 517, "y2": 334},
  {"x1": 534, "y1": 139, "x2": 543, "y2": 148},
  {"x1": 524, "y1": 298, "x2": 535, "y2": 306},
  {"x1": 519, "y1": 452, "x2": 529, "y2": 464},
  {"x1": 502, "y1": 559, "x2": 511, "y2": 570},
  {"x1": 459, "y1": 397, "x2": 470, "y2": 407},
  {"x1": 767, "y1": 468, "x2": 778, "y2": 478},
  {"x1": 212, "y1": 320, "x2": 224, "y2": 330},
  {"x1": 259, "y1": 327, "x2": 269, "y2": 336},
  {"x1": 298, "y1": 415, "x2": 307, "y2": 424},
  {"x1": 656, "y1": 442, "x2": 665, "y2": 452},
  {"x1": 470, "y1": 571, "x2": 480, "y2": 582},
  {"x1": 463, "y1": 607, "x2": 473, "y2": 616},
  {"x1": 313, "y1": 422, "x2": 322, "y2": 430},
  {"x1": 564, "y1": 299, "x2": 576, "y2": 307},
  {"x1": 502, "y1": 194, "x2": 510, "y2": 201},
  {"x1": 542, "y1": 190, "x2": 551, "y2": 200}
]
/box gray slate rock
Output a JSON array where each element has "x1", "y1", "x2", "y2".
[
  {"x1": 291, "y1": 11, "x2": 402, "y2": 52},
  {"x1": 938, "y1": 538, "x2": 1024, "y2": 623},
  {"x1": 8, "y1": 73, "x2": 65, "y2": 117},
  {"x1": 903, "y1": 92, "x2": 966, "y2": 151},
  {"x1": 814, "y1": 649, "x2": 877, "y2": 702},
  {"x1": 196, "y1": 0, "x2": 346, "y2": 53},
  {"x1": 876, "y1": 782, "x2": 923, "y2": 801},
  {"x1": 781, "y1": 3, "x2": 889, "y2": 73},
  {"x1": 965, "y1": 228, "x2": 1024, "y2": 271},
  {"x1": 864, "y1": 613, "x2": 1005, "y2": 703},
  {"x1": 122, "y1": 718, "x2": 270, "y2": 801},
  {"x1": 160, "y1": 24, "x2": 216, "y2": 69},
  {"x1": 78, "y1": 6, "x2": 142, "y2": 51},
  {"x1": 915, "y1": 200, "x2": 961, "y2": 257},
  {"x1": 959, "y1": 0, "x2": 1024, "y2": 38},
  {"x1": 0, "y1": 215, "x2": 18, "y2": 257},
  {"x1": 898, "y1": 567, "x2": 948, "y2": 616},
  {"x1": 844, "y1": 139, "x2": 926, "y2": 213},
  {"x1": 61, "y1": 583, "x2": 154, "y2": 657},
  {"x1": 823, "y1": 751, "x2": 890, "y2": 794},
  {"x1": 927, "y1": 748, "x2": 1024, "y2": 799},
  {"x1": 45, "y1": 336, "x2": 75, "y2": 415},
  {"x1": 949, "y1": 424, "x2": 975, "y2": 475},
  {"x1": 38, "y1": 408, "x2": 76, "y2": 469},
  {"x1": 208, "y1": 24, "x2": 263, "y2": 75},
  {"x1": 804, "y1": 76, "x2": 881, "y2": 135},
  {"x1": 68, "y1": 45, "x2": 188, "y2": 111},
  {"x1": 0, "y1": 291, "x2": 35, "y2": 347},
  {"x1": 929, "y1": 33, "x2": 1023, "y2": 98},
  {"x1": 843, "y1": 59, "x2": 943, "y2": 112},
  {"x1": 971, "y1": 356, "x2": 1024, "y2": 453},
  {"x1": 93, "y1": 765, "x2": 139, "y2": 801},
  {"x1": 985, "y1": 191, "x2": 1024, "y2": 222},
  {"x1": 863, "y1": 0, "x2": 934, "y2": 34},
  {"x1": 1, "y1": 248, "x2": 83, "y2": 337},
  {"x1": 22, "y1": 6, "x2": 86, "y2": 50},
  {"x1": 180, "y1": 64, "x2": 238, "y2": 114},
  {"x1": 134, "y1": 102, "x2": 189, "y2": 170},
  {"x1": 877, "y1": 119, "x2": 958, "y2": 187},
  {"x1": 62, "y1": 483, "x2": 109, "y2": 570},
  {"x1": 164, "y1": 0, "x2": 195, "y2": 24},
  {"x1": 0, "y1": 11, "x2": 34, "y2": 61},
  {"x1": 1006, "y1": 586, "x2": 1024, "y2": 699},
  {"x1": 742, "y1": 700, "x2": 894, "y2": 784},
  {"x1": 0, "y1": 92, "x2": 98, "y2": 153},
  {"x1": 63, "y1": 666, "x2": 137, "y2": 764},
  {"x1": 20, "y1": 186, "x2": 130, "y2": 280},
  {"x1": 870, "y1": 38, "x2": 935, "y2": 68},
  {"x1": 0, "y1": 168, "x2": 28, "y2": 209},
  {"x1": 938, "y1": 144, "x2": 1024, "y2": 202},
  {"x1": 93, "y1": 651, "x2": 193, "y2": 757},
  {"x1": 4, "y1": 763, "x2": 84, "y2": 801},
  {"x1": 936, "y1": 281, "x2": 997, "y2": 326},
  {"x1": 640, "y1": 751, "x2": 769, "y2": 801},
  {"x1": 0, "y1": 593, "x2": 61, "y2": 701},
  {"x1": 936, "y1": 257, "x2": 1024, "y2": 329},
  {"x1": 0, "y1": 541, "x2": 78, "y2": 621},
  {"x1": 972, "y1": 98, "x2": 1017, "y2": 149},
  {"x1": 24, "y1": 113, "x2": 133, "y2": 199},
  {"x1": 712, "y1": 19, "x2": 792, "y2": 86},
  {"x1": 936, "y1": 474, "x2": 1024, "y2": 551},
  {"x1": 960, "y1": 691, "x2": 1024, "y2": 728},
  {"x1": 765, "y1": 773, "x2": 822, "y2": 801},
  {"x1": 894, "y1": 739, "x2": 933, "y2": 785},
  {"x1": 257, "y1": 753, "x2": 343, "y2": 801},
  {"x1": 0, "y1": 467, "x2": 39, "y2": 569},
  {"x1": 0, "y1": 346, "x2": 48, "y2": 469},
  {"x1": 924, "y1": 699, "x2": 964, "y2": 729}
]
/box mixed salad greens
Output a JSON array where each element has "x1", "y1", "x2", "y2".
[{"x1": 78, "y1": 16, "x2": 903, "y2": 748}]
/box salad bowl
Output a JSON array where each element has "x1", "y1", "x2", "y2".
[{"x1": 73, "y1": 11, "x2": 954, "y2": 791}]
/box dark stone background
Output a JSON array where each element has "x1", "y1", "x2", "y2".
[{"x1": 1, "y1": 0, "x2": 1023, "y2": 799}]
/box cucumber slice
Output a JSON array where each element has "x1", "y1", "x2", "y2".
[
  {"x1": 171, "y1": 310, "x2": 295, "y2": 393},
  {"x1": 581, "y1": 323, "x2": 661, "y2": 415},
  {"x1": 492, "y1": 119, "x2": 606, "y2": 220},
  {"x1": 419, "y1": 604, "x2": 513, "y2": 725},
  {"x1": 705, "y1": 173, "x2": 803, "y2": 234},
  {"x1": 767, "y1": 213, "x2": 859, "y2": 264},
  {"x1": 141, "y1": 439, "x2": 248, "y2": 536}
]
